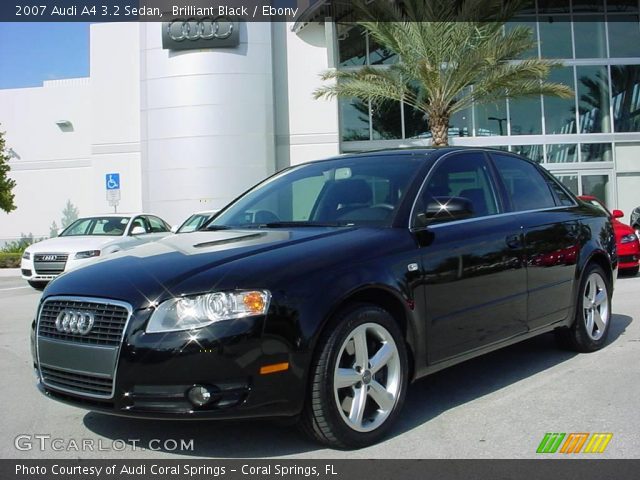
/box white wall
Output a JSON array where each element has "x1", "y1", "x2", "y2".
[
  {"x1": 273, "y1": 23, "x2": 340, "y2": 168},
  {"x1": 0, "y1": 80, "x2": 93, "y2": 242}
]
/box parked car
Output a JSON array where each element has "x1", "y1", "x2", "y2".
[
  {"x1": 174, "y1": 210, "x2": 219, "y2": 233},
  {"x1": 21, "y1": 213, "x2": 172, "y2": 289},
  {"x1": 631, "y1": 206, "x2": 640, "y2": 237},
  {"x1": 31, "y1": 148, "x2": 616, "y2": 449},
  {"x1": 579, "y1": 196, "x2": 639, "y2": 276}
]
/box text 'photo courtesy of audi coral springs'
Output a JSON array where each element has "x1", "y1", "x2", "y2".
[{"x1": 31, "y1": 148, "x2": 617, "y2": 449}]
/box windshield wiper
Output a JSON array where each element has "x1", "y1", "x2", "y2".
[{"x1": 204, "y1": 225, "x2": 234, "y2": 231}]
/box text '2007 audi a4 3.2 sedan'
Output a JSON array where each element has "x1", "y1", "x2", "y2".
[{"x1": 31, "y1": 148, "x2": 616, "y2": 449}]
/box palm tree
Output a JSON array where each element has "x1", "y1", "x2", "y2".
[{"x1": 313, "y1": 0, "x2": 574, "y2": 146}]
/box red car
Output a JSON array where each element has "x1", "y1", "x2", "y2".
[{"x1": 579, "y1": 195, "x2": 640, "y2": 276}]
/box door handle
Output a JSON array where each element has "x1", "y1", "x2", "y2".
[{"x1": 505, "y1": 234, "x2": 522, "y2": 249}]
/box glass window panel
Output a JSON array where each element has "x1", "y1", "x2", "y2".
[
  {"x1": 538, "y1": 16, "x2": 573, "y2": 58},
  {"x1": 337, "y1": 24, "x2": 366, "y2": 67},
  {"x1": 509, "y1": 97, "x2": 543, "y2": 135},
  {"x1": 581, "y1": 174, "x2": 611, "y2": 207},
  {"x1": 339, "y1": 98, "x2": 370, "y2": 141},
  {"x1": 611, "y1": 65, "x2": 640, "y2": 132},
  {"x1": 607, "y1": 0, "x2": 639, "y2": 13},
  {"x1": 573, "y1": 16, "x2": 607, "y2": 58},
  {"x1": 511, "y1": 145, "x2": 544, "y2": 163},
  {"x1": 546, "y1": 144, "x2": 578, "y2": 163},
  {"x1": 573, "y1": 0, "x2": 605, "y2": 12},
  {"x1": 538, "y1": 0, "x2": 571, "y2": 13},
  {"x1": 403, "y1": 104, "x2": 430, "y2": 139},
  {"x1": 608, "y1": 15, "x2": 640, "y2": 57},
  {"x1": 368, "y1": 35, "x2": 398, "y2": 65},
  {"x1": 475, "y1": 101, "x2": 508, "y2": 136},
  {"x1": 449, "y1": 108, "x2": 472, "y2": 137},
  {"x1": 371, "y1": 101, "x2": 402, "y2": 140},
  {"x1": 581, "y1": 143, "x2": 613, "y2": 162},
  {"x1": 577, "y1": 65, "x2": 611, "y2": 133},
  {"x1": 554, "y1": 174, "x2": 579, "y2": 195},
  {"x1": 544, "y1": 67, "x2": 577, "y2": 134},
  {"x1": 505, "y1": 19, "x2": 539, "y2": 58}
]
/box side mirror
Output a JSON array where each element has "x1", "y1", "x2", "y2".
[
  {"x1": 131, "y1": 226, "x2": 146, "y2": 235},
  {"x1": 419, "y1": 196, "x2": 474, "y2": 224},
  {"x1": 612, "y1": 209, "x2": 624, "y2": 219},
  {"x1": 170, "y1": 225, "x2": 178, "y2": 233}
]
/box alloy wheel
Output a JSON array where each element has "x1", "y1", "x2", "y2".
[
  {"x1": 582, "y1": 272, "x2": 609, "y2": 341},
  {"x1": 333, "y1": 322, "x2": 401, "y2": 432}
]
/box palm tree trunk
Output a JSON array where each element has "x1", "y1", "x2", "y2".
[{"x1": 430, "y1": 116, "x2": 449, "y2": 146}]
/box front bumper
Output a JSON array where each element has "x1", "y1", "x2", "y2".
[
  {"x1": 21, "y1": 255, "x2": 96, "y2": 282},
  {"x1": 617, "y1": 241, "x2": 640, "y2": 270},
  {"x1": 33, "y1": 299, "x2": 304, "y2": 420}
]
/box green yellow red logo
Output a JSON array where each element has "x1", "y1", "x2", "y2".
[{"x1": 537, "y1": 433, "x2": 613, "y2": 454}]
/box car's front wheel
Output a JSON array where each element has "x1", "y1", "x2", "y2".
[
  {"x1": 300, "y1": 304, "x2": 408, "y2": 449},
  {"x1": 558, "y1": 264, "x2": 612, "y2": 352}
]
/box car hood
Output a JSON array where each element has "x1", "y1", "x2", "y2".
[
  {"x1": 26, "y1": 235, "x2": 121, "y2": 253},
  {"x1": 43, "y1": 227, "x2": 382, "y2": 306}
]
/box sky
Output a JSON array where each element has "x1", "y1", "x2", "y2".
[{"x1": 0, "y1": 23, "x2": 90, "y2": 89}]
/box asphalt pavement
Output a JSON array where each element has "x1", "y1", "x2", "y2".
[{"x1": 1, "y1": 271, "x2": 638, "y2": 459}]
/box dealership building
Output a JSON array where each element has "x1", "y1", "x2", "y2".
[{"x1": 1, "y1": 2, "x2": 640, "y2": 242}]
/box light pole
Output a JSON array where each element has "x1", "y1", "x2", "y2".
[{"x1": 488, "y1": 116, "x2": 507, "y2": 136}]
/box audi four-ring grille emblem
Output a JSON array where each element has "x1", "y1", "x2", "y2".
[
  {"x1": 42, "y1": 255, "x2": 58, "y2": 261},
  {"x1": 167, "y1": 17, "x2": 234, "y2": 41},
  {"x1": 55, "y1": 310, "x2": 95, "y2": 335}
]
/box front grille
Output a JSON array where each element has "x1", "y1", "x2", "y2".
[
  {"x1": 38, "y1": 299, "x2": 129, "y2": 346},
  {"x1": 40, "y1": 366, "x2": 113, "y2": 397},
  {"x1": 33, "y1": 253, "x2": 68, "y2": 275}
]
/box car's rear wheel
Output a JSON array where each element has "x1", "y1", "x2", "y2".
[
  {"x1": 27, "y1": 281, "x2": 47, "y2": 291},
  {"x1": 557, "y1": 264, "x2": 612, "y2": 352},
  {"x1": 300, "y1": 304, "x2": 408, "y2": 449}
]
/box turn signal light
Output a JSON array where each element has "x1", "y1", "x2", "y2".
[{"x1": 259, "y1": 362, "x2": 289, "y2": 375}]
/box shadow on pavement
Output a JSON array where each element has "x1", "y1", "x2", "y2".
[{"x1": 83, "y1": 314, "x2": 632, "y2": 458}]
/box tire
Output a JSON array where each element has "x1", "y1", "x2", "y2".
[
  {"x1": 28, "y1": 280, "x2": 47, "y2": 291},
  {"x1": 300, "y1": 303, "x2": 408, "y2": 449},
  {"x1": 557, "y1": 264, "x2": 612, "y2": 352}
]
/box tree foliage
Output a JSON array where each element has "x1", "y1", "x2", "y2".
[
  {"x1": 0, "y1": 127, "x2": 17, "y2": 213},
  {"x1": 314, "y1": 0, "x2": 574, "y2": 146}
]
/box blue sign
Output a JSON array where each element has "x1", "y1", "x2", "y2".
[{"x1": 106, "y1": 173, "x2": 120, "y2": 190}]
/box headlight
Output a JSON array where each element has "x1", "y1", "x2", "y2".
[
  {"x1": 146, "y1": 290, "x2": 271, "y2": 333},
  {"x1": 74, "y1": 250, "x2": 101, "y2": 259},
  {"x1": 621, "y1": 234, "x2": 638, "y2": 244},
  {"x1": 22, "y1": 251, "x2": 30, "y2": 260}
]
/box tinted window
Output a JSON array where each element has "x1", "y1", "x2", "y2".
[
  {"x1": 492, "y1": 154, "x2": 556, "y2": 211},
  {"x1": 211, "y1": 156, "x2": 424, "y2": 228},
  {"x1": 414, "y1": 152, "x2": 499, "y2": 226}
]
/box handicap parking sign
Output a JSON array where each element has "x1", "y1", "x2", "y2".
[{"x1": 106, "y1": 173, "x2": 120, "y2": 190}]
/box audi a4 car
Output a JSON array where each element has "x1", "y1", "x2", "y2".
[
  {"x1": 21, "y1": 213, "x2": 172, "y2": 289},
  {"x1": 579, "y1": 195, "x2": 639, "y2": 276},
  {"x1": 31, "y1": 148, "x2": 616, "y2": 449}
]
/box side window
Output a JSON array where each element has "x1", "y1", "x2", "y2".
[
  {"x1": 541, "y1": 171, "x2": 576, "y2": 207},
  {"x1": 491, "y1": 154, "x2": 556, "y2": 211},
  {"x1": 414, "y1": 152, "x2": 499, "y2": 226},
  {"x1": 147, "y1": 216, "x2": 170, "y2": 233},
  {"x1": 129, "y1": 216, "x2": 148, "y2": 234}
]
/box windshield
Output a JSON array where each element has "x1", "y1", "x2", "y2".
[
  {"x1": 177, "y1": 213, "x2": 215, "y2": 233},
  {"x1": 207, "y1": 156, "x2": 424, "y2": 229},
  {"x1": 60, "y1": 217, "x2": 130, "y2": 236}
]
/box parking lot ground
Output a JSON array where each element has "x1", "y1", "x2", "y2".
[{"x1": 1, "y1": 272, "x2": 638, "y2": 459}]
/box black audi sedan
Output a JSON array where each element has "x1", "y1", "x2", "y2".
[{"x1": 31, "y1": 148, "x2": 616, "y2": 448}]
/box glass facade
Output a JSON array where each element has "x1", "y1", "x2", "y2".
[{"x1": 334, "y1": 1, "x2": 640, "y2": 215}]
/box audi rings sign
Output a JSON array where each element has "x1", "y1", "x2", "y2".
[{"x1": 162, "y1": 17, "x2": 240, "y2": 50}]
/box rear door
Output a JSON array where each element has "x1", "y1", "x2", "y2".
[
  {"x1": 490, "y1": 153, "x2": 580, "y2": 331},
  {"x1": 414, "y1": 151, "x2": 528, "y2": 362}
]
